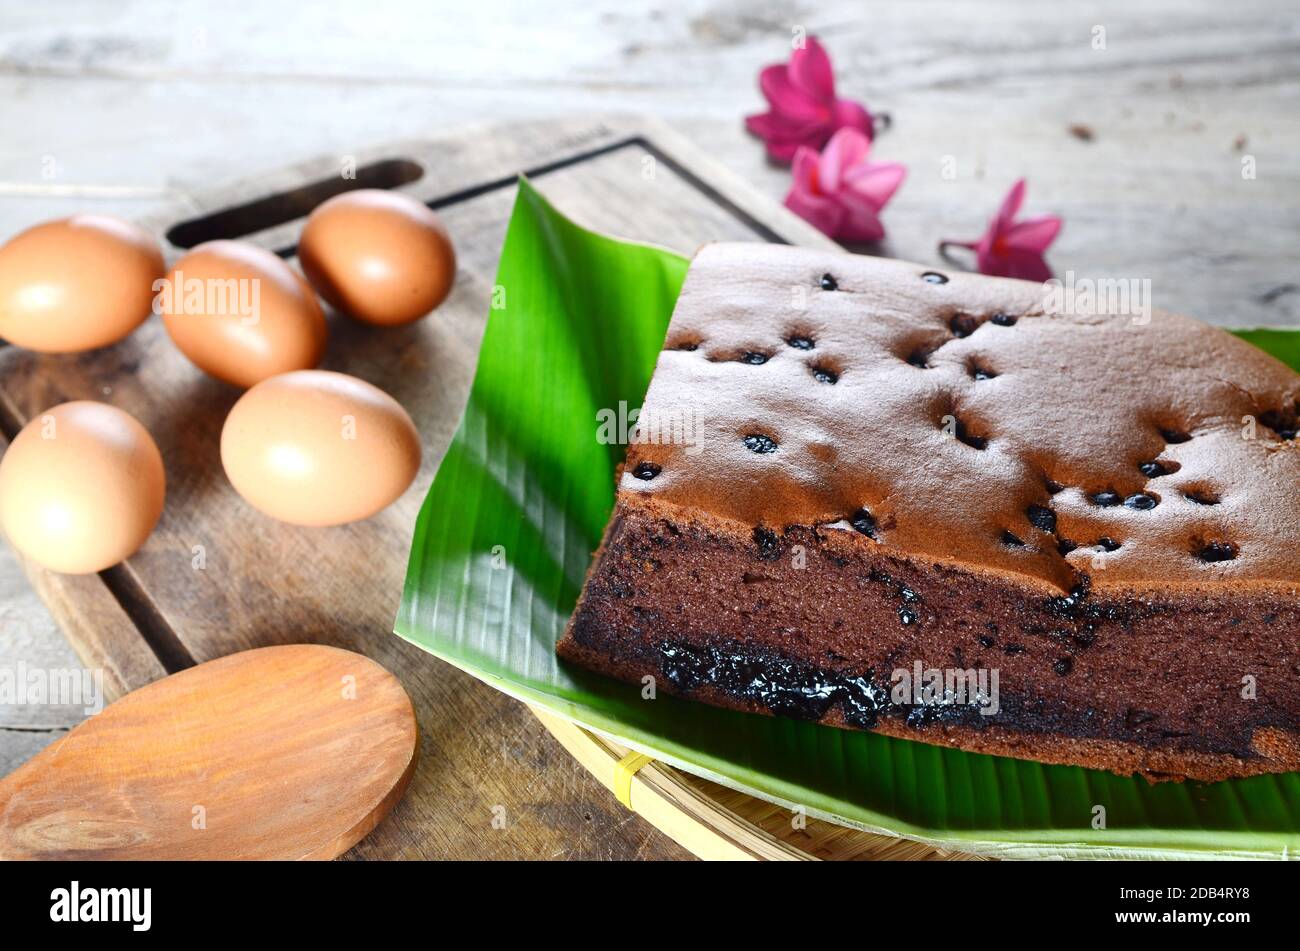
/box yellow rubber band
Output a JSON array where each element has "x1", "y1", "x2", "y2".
[{"x1": 613, "y1": 751, "x2": 655, "y2": 810}]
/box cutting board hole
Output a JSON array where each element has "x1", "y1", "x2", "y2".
[{"x1": 165, "y1": 158, "x2": 425, "y2": 250}]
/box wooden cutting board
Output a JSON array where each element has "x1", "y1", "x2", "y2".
[{"x1": 0, "y1": 116, "x2": 973, "y2": 860}]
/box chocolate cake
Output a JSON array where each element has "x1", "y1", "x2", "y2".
[{"x1": 557, "y1": 244, "x2": 1300, "y2": 783}]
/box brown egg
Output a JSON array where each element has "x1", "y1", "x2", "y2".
[
  {"x1": 220, "y1": 370, "x2": 421, "y2": 526},
  {"x1": 0, "y1": 402, "x2": 165, "y2": 574},
  {"x1": 298, "y1": 189, "x2": 455, "y2": 327},
  {"x1": 0, "y1": 215, "x2": 164, "y2": 352},
  {"x1": 160, "y1": 240, "x2": 327, "y2": 388}
]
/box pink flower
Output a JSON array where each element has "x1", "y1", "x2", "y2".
[
  {"x1": 745, "y1": 37, "x2": 881, "y2": 164},
  {"x1": 941, "y1": 180, "x2": 1063, "y2": 282},
  {"x1": 784, "y1": 128, "x2": 906, "y2": 242}
]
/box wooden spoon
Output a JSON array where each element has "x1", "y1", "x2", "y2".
[{"x1": 0, "y1": 644, "x2": 417, "y2": 860}]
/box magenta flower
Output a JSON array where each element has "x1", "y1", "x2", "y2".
[
  {"x1": 784, "y1": 128, "x2": 906, "y2": 242},
  {"x1": 941, "y1": 180, "x2": 1063, "y2": 282},
  {"x1": 745, "y1": 37, "x2": 882, "y2": 164}
]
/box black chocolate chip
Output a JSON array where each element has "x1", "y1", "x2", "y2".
[
  {"x1": 953, "y1": 419, "x2": 987, "y2": 450},
  {"x1": 1124, "y1": 493, "x2": 1158, "y2": 510},
  {"x1": 787, "y1": 336, "x2": 814, "y2": 350},
  {"x1": 990, "y1": 312, "x2": 1018, "y2": 326},
  {"x1": 1198, "y1": 541, "x2": 1238, "y2": 563},
  {"x1": 1090, "y1": 490, "x2": 1122, "y2": 507},
  {"x1": 739, "y1": 351, "x2": 768, "y2": 365},
  {"x1": 1053, "y1": 657, "x2": 1073, "y2": 676},
  {"x1": 753, "y1": 526, "x2": 781, "y2": 561},
  {"x1": 1259, "y1": 409, "x2": 1298, "y2": 440},
  {"x1": 632, "y1": 461, "x2": 661, "y2": 480},
  {"x1": 812, "y1": 366, "x2": 838, "y2": 384},
  {"x1": 850, "y1": 509, "x2": 877, "y2": 539},
  {"x1": 1026, "y1": 504, "x2": 1057, "y2": 533},
  {"x1": 950, "y1": 314, "x2": 980, "y2": 338},
  {"x1": 921, "y1": 271, "x2": 948, "y2": 285},
  {"x1": 820, "y1": 273, "x2": 838, "y2": 291},
  {"x1": 743, "y1": 434, "x2": 778, "y2": 454}
]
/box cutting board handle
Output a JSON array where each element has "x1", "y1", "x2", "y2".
[{"x1": 166, "y1": 157, "x2": 424, "y2": 250}]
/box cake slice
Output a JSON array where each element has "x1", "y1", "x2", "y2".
[{"x1": 557, "y1": 244, "x2": 1300, "y2": 783}]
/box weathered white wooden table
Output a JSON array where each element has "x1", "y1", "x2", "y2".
[{"x1": 1, "y1": 0, "x2": 1296, "y2": 855}]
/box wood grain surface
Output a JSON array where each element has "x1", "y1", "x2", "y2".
[
  {"x1": 1, "y1": 0, "x2": 1296, "y2": 860},
  {"x1": 0, "y1": 645, "x2": 417, "y2": 860}
]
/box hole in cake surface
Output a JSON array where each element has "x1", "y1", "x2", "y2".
[
  {"x1": 1090, "y1": 490, "x2": 1122, "y2": 507},
  {"x1": 850, "y1": 509, "x2": 878, "y2": 539},
  {"x1": 949, "y1": 313, "x2": 981, "y2": 338},
  {"x1": 1183, "y1": 487, "x2": 1221, "y2": 505},
  {"x1": 1001, "y1": 530, "x2": 1025, "y2": 547},
  {"x1": 820, "y1": 273, "x2": 838, "y2": 291},
  {"x1": 786, "y1": 335, "x2": 815, "y2": 350},
  {"x1": 1138, "y1": 459, "x2": 1178, "y2": 478},
  {"x1": 906, "y1": 347, "x2": 936, "y2": 369},
  {"x1": 990, "y1": 312, "x2": 1018, "y2": 327},
  {"x1": 1124, "y1": 492, "x2": 1159, "y2": 510},
  {"x1": 1259, "y1": 407, "x2": 1299, "y2": 440},
  {"x1": 949, "y1": 417, "x2": 988, "y2": 450},
  {"x1": 631, "y1": 461, "x2": 661, "y2": 480},
  {"x1": 1197, "y1": 541, "x2": 1238, "y2": 563},
  {"x1": 1159, "y1": 427, "x2": 1192, "y2": 444},
  {"x1": 743, "y1": 434, "x2": 778, "y2": 454},
  {"x1": 921, "y1": 271, "x2": 948, "y2": 285},
  {"x1": 811, "y1": 365, "x2": 839, "y2": 384},
  {"x1": 1026, "y1": 504, "x2": 1057, "y2": 533}
]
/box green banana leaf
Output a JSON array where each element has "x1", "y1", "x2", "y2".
[{"x1": 396, "y1": 177, "x2": 1300, "y2": 859}]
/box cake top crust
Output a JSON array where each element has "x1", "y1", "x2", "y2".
[{"x1": 620, "y1": 243, "x2": 1300, "y2": 594}]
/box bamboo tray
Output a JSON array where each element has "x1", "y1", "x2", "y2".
[{"x1": 532, "y1": 709, "x2": 983, "y2": 860}]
